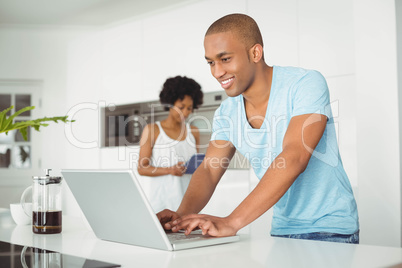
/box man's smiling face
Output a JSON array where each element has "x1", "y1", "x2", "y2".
[{"x1": 204, "y1": 31, "x2": 256, "y2": 97}]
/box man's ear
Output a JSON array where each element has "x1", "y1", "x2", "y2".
[{"x1": 250, "y1": 44, "x2": 263, "y2": 63}]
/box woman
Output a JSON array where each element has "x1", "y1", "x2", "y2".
[{"x1": 137, "y1": 76, "x2": 203, "y2": 213}]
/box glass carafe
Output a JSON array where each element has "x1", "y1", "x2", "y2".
[{"x1": 22, "y1": 169, "x2": 63, "y2": 234}]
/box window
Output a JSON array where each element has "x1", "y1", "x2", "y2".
[{"x1": 0, "y1": 80, "x2": 41, "y2": 171}]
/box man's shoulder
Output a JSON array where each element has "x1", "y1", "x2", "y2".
[
  {"x1": 275, "y1": 65, "x2": 324, "y2": 82},
  {"x1": 215, "y1": 95, "x2": 241, "y2": 114},
  {"x1": 274, "y1": 66, "x2": 326, "y2": 92}
]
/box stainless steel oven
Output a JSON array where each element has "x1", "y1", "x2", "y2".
[{"x1": 101, "y1": 103, "x2": 146, "y2": 147}]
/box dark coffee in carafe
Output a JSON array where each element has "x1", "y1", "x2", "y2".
[
  {"x1": 26, "y1": 169, "x2": 63, "y2": 234},
  {"x1": 33, "y1": 211, "x2": 62, "y2": 234}
]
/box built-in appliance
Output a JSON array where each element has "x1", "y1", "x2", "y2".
[{"x1": 101, "y1": 91, "x2": 249, "y2": 169}]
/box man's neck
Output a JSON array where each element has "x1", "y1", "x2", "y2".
[{"x1": 242, "y1": 65, "x2": 273, "y2": 109}]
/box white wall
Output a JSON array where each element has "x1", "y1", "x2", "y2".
[
  {"x1": 0, "y1": 26, "x2": 94, "y2": 205},
  {"x1": 353, "y1": 0, "x2": 400, "y2": 247},
  {"x1": 0, "y1": 0, "x2": 400, "y2": 247}
]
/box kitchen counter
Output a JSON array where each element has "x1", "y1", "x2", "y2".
[{"x1": 1, "y1": 208, "x2": 402, "y2": 268}]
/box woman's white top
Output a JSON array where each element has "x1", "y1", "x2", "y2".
[{"x1": 139, "y1": 121, "x2": 197, "y2": 213}]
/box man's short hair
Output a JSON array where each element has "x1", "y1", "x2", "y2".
[{"x1": 205, "y1": 13, "x2": 264, "y2": 51}]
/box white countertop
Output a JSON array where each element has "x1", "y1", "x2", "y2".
[{"x1": 1, "y1": 208, "x2": 402, "y2": 268}]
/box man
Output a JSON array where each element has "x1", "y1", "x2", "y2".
[{"x1": 157, "y1": 13, "x2": 359, "y2": 243}]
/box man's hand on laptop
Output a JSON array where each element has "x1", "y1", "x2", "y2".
[
  {"x1": 166, "y1": 214, "x2": 238, "y2": 237},
  {"x1": 157, "y1": 209, "x2": 181, "y2": 230}
]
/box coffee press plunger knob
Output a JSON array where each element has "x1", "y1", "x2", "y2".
[{"x1": 44, "y1": 169, "x2": 52, "y2": 176}]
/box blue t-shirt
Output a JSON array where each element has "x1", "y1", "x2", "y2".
[{"x1": 211, "y1": 66, "x2": 359, "y2": 235}]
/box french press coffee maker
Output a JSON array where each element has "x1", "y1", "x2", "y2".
[{"x1": 21, "y1": 169, "x2": 63, "y2": 234}]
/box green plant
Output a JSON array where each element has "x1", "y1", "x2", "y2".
[{"x1": 0, "y1": 106, "x2": 74, "y2": 141}]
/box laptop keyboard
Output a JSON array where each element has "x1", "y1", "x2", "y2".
[{"x1": 167, "y1": 231, "x2": 206, "y2": 242}]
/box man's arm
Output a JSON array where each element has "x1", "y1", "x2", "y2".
[
  {"x1": 169, "y1": 113, "x2": 327, "y2": 236},
  {"x1": 177, "y1": 139, "x2": 236, "y2": 215},
  {"x1": 157, "y1": 139, "x2": 236, "y2": 228}
]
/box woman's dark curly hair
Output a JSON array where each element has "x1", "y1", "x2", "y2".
[{"x1": 159, "y1": 76, "x2": 203, "y2": 111}]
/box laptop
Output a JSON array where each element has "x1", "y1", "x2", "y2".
[{"x1": 61, "y1": 169, "x2": 239, "y2": 251}]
